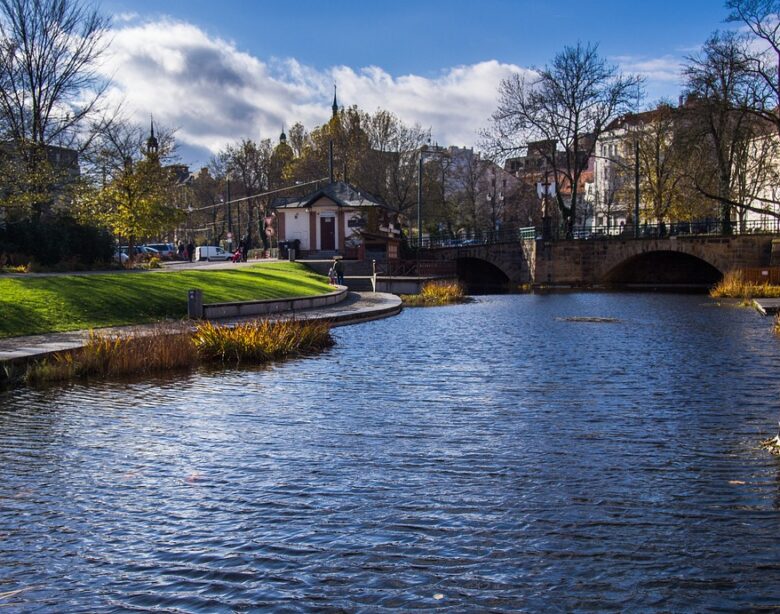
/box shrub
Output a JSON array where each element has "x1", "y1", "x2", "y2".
[{"x1": 0, "y1": 215, "x2": 113, "y2": 267}]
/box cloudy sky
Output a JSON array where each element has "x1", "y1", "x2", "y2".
[{"x1": 99, "y1": 0, "x2": 737, "y2": 168}]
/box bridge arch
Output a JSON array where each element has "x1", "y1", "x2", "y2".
[
  {"x1": 456, "y1": 256, "x2": 512, "y2": 293},
  {"x1": 601, "y1": 249, "x2": 723, "y2": 287}
]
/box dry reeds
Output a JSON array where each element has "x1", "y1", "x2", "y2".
[
  {"x1": 710, "y1": 270, "x2": 780, "y2": 301},
  {"x1": 193, "y1": 319, "x2": 333, "y2": 363},
  {"x1": 401, "y1": 281, "x2": 467, "y2": 306},
  {"x1": 25, "y1": 325, "x2": 196, "y2": 384},
  {"x1": 24, "y1": 319, "x2": 333, "y2": 385}
]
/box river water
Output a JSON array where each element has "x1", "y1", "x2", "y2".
[{"x1": 1, "y1": 293, "x2": 780, "y2": 611}]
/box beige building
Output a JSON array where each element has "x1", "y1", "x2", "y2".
[{"x1": 272, "y1": 181, "x2": 401, "y2": 260}]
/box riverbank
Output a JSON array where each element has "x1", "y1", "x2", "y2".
[{"x1": 0, "y1": 290, "x2": 402, "y2": 386}]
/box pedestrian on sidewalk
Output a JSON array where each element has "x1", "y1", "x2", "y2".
[{"x1": 333, "y1": 257, "x2": 345, "y2": 286}]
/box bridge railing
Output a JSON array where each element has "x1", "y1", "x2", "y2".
[
  {"x1": 408, "y1": 226, "x2": 537, "y2": 249},
  {"x1": 375, "y1": 259, "x2": 456, "y2": 277},
  {"x1": 558, "y1": 219, "x2": 780, "y2": 240},
  {"x1": 409, "y1": 219, "x2": 780, "y2": 249}
]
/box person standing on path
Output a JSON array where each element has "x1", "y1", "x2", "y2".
[
  {"x1": 187, "y1": 240, "x2": 195, "y2": 262},
  {"x1": 333, "y1": 257, "x2": 345, "y2": 286}
]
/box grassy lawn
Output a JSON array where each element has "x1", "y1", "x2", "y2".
[{"x1": 0, "y1": 262, "x2": 332, "y2": 338}]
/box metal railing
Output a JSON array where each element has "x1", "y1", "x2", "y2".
[
  {"x1": 374, "y1": 259, "x2": 456, "y2": 277},
  {"x1": 408, "y1": 226, "x2": 537, "y2": 249},
  {"x1": 408, "y1": 219, "x2": 780, "y2": 250}
]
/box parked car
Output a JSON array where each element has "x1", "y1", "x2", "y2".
[
  {"x1": 144, "y1": 243, "x2": 177, "y2": 259},
  {"x1": 118, "y1": 245, "x2": 158, "y2": 260},
  {"x1": 194, "y1": 246, "x2": 229, "y2": 261}
]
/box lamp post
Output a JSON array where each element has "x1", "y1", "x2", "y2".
[
  {"x1": 539, "y1": 171, "x2": 553, "y2": 241},
  {"x1": 634, "y1": 135, "x2": 640, "y2": 238},
  {"x1": 417, "y1": 153, "x2": 423, "y2": 247},
  {"x1": 225, "y1": 178, "x2": 233, "y2": 251}
]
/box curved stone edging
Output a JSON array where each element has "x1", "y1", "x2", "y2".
[{"x1": 203, "y1": 286, "x2": 348, "y2": 319}]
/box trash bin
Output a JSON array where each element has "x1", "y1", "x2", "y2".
[
  {"x1": 288, "y1": 247, "x2": 296, "y2": 261},
  {"x1": 278, "y1": 241, "x2": 288, "y2": 259},
  {"x1": 187, "y1": 288, "x2": 203, "y2": 319}
]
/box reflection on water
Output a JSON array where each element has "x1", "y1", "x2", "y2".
[{"x1": 2, "y1": 294, "x2": 780, "y2": 610}]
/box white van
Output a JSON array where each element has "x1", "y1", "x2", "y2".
[{"x1": 194, "y1": 246, "x2": 229, "y2": 261}]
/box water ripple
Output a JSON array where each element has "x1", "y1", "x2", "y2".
[{"x1": 2, "y1": 294, "x2": 780, "y2": 610}]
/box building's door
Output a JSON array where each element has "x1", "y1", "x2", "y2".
[{"x1": 320, "y1": 216, "x2": 335, "y2": 250}]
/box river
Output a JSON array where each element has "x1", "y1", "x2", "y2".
[{"x1": 1, "y1": 293, "x2": 780, "y2": 611}]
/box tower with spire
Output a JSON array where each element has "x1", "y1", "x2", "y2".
[
  {"x1": 332, "y1": 84, "x2": 339, "y2": 118},
  {"x1": 146, "y1": 115, "x2": 159, "y2": 156}
]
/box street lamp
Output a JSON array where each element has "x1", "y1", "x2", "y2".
[{"x1": 633, "y1": 133, "x2": 640, "y2": 238}]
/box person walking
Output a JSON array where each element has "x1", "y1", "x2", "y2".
[
  {"x1": 241, "y1": 233, "x2": 251, "y2": 262},
  {"x1": 187, "y1": 240, "x2": 195, "y2": 262},
  {"x1": 333, "y1": 257, "x2": 345, "y2": 286}
]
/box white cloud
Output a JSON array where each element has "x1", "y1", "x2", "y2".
[
  {"x1": 613, "y1": 54, "x2": 683, "y2": 83},
  {"x1": 99, "y1": 18, "x2": 529, "y2": 165},
  {"x1": 113, "y1": 11, "x2": 139, "y2": 23}
]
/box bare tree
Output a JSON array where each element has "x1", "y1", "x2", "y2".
[
  {"x1": 615, "y1": 105, "x2": 690, "y2": 227},
  {"x1": 0, "y1": 0, "x2": 109, "y2": 147},
  {"x1": 219, "y1": 138, "x2": 273, "y2": 239},
  {"x1": 682, "y1": 31, "x2": 775, "y2": 232},
  {"x1": 486, "y1": 42, "x2": 642, "y2": 235},
  {"x1": 726, "y1": 1, "x2": 780, "y2": 132},
  {"x1": 363, "y1": 109, "x2": 430, "y2": 224},
  {"x1": 0, "y1": 0, "x2": 109, "y2": 220}
]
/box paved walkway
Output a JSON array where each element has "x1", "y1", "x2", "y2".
[{"x1": 0, "y1": 291, "x2": 402, "y2": 364}]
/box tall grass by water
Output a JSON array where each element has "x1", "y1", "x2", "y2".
[
  {"x1": 193, "y1": 319, "x2": 333, "y2": 364},
  {"x1": 401, "y1": 281, "x2": 467, "y2": 306},
  {"x1": 24, "y1": 319, "x2": 333, "y2": 385},
  {"x1": 710, "y1": 270, "x2": 780, "y2": 301}
]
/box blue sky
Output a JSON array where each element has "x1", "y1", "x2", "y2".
[{"x1": 98, "y1": 0, "x2": 738, "y2": 167}]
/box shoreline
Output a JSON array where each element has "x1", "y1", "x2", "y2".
[{"x1": 0, "y1": 291, "x2": 402, "y2": 387}]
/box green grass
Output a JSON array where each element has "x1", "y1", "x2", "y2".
[{"x1": 0, "y1": 262, "x2": 332, "y2": 338}]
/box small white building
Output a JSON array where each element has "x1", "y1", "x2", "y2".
[{"x1": 272, "y1": 181, "x2": 401, "y2": 260}]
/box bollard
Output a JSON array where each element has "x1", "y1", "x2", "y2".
[{"x1": 187, "y1": 288, "x2": 203, "y2": 319}]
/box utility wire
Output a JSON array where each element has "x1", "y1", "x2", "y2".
[{"x1": 186, "y1": 177, "x2": 329, "y2": 212}]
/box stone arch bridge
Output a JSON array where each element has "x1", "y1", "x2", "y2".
[{"x1": 421, "y1": 235, "x2": 779, "y2": 289}]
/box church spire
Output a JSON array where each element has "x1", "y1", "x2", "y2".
[
  {"x1": 146, "y1": 114, "x2": 159, "y2": 155},
  {"x1": 332, "y1": 84, "x2": 338, "y2": 118}
]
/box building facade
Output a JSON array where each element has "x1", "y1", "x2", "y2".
[{"x1": 271, "y1": 180, "x2": 400, "y2": 260}]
